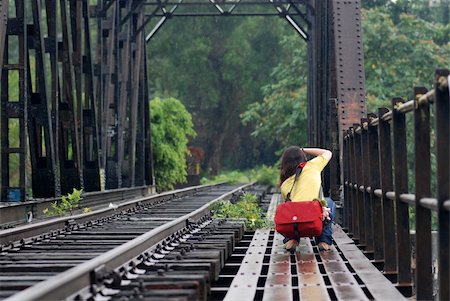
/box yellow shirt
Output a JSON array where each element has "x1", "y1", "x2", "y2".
[{"x1": 280, "y1": 154, "x2": 330, "y2": 202}]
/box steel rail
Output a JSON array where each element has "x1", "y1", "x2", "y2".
[
  {"x1": 0, "y1": 185, "x2": 154, "y2": 227},
  {"x1": 0, "y1": 183, "x2": 222, "y2": 245},
  {"x1": 4, "y1": 183, "x2": 252, "y2": 301}
]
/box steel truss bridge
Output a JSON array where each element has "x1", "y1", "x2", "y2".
[{"x1": 0, "y1": 0, "x2": 449, "y2": 300}]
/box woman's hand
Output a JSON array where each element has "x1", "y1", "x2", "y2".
[{"x1": 322, "y1": 207, "x2": 331, "y2": 221}]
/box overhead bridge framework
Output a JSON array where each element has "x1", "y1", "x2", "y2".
[{"x1": 0, "y1": 0, "x2": 365, "y2": 203}]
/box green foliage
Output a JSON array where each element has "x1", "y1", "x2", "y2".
[
  {"x1": 253, "y1": 165, "x2": 279, "y2": 186},
  {"x1": 43, "y1": 188, "x2": 83, "y2": 217},
  {"x1": 241, "y1": 34, "x2": 308, "y2": 150},
  {"x1": 151, "y1": 97, "x2": 196, "y2": 191},
  {"x1": 210, "y1": 193, "x2": 270, "y2": 230},
  {"x1": 202, "y1": 165, "x2": 279, "y2": 187},
  {"x1": 242, "y1": 7, "x2": 449, "y2": 157},
  {"x1": 362, "y1": 7, "x2": 450, "y2": 112},
  {"x1": 363, "y1": 0, "x2": 449, "y2": 25},
  {"x1": 148, "y1": 17, "x2": 291, "y2": 172},
  {"x1": 202, "y1": 170, "x2": 253, "y2": 185}
]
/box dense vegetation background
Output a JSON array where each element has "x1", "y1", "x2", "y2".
[
  {"x1": 2, "y1": 0, "x2": 449, "y2": 191},
  {"x1": 148, "y1": 0, "x2": 449, "y2": 177}
]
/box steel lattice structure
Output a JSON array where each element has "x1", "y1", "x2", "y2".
[{"x1": 0, "y1": 0, "x2": 366, "y2": 201}]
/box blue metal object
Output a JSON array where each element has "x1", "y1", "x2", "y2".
[{"x1": 7, "y1": 188, "x2": 22, "y2": 202}]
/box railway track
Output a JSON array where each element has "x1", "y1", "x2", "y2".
[{"x1": 0, "y1": 183, "x2": 266, "y2": 300}]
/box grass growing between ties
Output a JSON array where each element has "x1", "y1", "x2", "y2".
[
  {"x1": 43, "y1": 188, "x2": 89, "y2": 217},
  {"x1": 210, "y1": 192, "x2": 271, "y2": 230},
  {"x1": 201, "y1": 165, "x2": 279, "y2": 187}
]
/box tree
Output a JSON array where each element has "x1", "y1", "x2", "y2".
[
  {"x1": 242, "y1": 7, "x2": 450, "y2": 155},
  {"x1": 362, "y1": 7, "x2": 450, "y2": 111},
  {"x1": 150, "y1": 97, "x2": 196, "y2": 191},
  {"x1": 148, "y1": 17, "x2": 292, "y2": 173},
  {"x1": 241, "y1": 35, "x2": 308, "y2": 150}
]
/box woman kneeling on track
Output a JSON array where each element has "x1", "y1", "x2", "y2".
[{"x1": 279, "y1": 147, "x2": 336, "y2": 252}]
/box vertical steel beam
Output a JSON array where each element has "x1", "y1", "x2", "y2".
[
  {"x1": 1, "y1": 0, "x2": 27, "y2": 201},
  {"x1": 69, "y1": 0, "x2": 84, "y2": 189},
  {"x1": 101, "y1": 0, "x2": 120, "y2": 189},
  {"x1": 349, "y1": 128, "x2": 358, "y2": 239},
  {"x1": 328, "y1": 98, "x2": 341, "y2": 206},
  {"x1": 329, "y1": 0, "x2": 366, "y2": 225},
  {"x1": 367, "y1": 113, "x2": 384, "y2": 264},
  {"x1": 391, "y1": 97, "x2": 412, "y2": 293},
  {"x1": 0, "y1": 0, "x2": 7, "y2": 196},
  {"x1": 117, "y1": 1, "x2": 132, "y2": 187},
  {"x1": 434, "y1": 68, "x2": 450, "y2": 301},
  {"x1": 306, "y1": 0, "x2": 314, "y2": 145},
  {"x1": 0, "y1": 0, "x2": 8, "y2": 77},
  {"x1": 413, "y1": 87, "x2": 433, "y2": 300},
  {"x1": 59, "y1": 0, "x2": 81, "y2": 194},
  {"x1": 81, "y1": 0, "x2": 100, "y2": 192},
  {"x1": 361, "y1": 118, "x2": 373, "y2": 254},
  {"x1": 143, "y1": 44, "x2": 154, "y2": 186},
  {"x1": 378, "y1": 107, "x2": 397, "y2": 282},
  {"x1": 128, "y1": 11, "x2": 144, "y2": 187},
  {"x1": 27, "y1": 0, "x2": 58, "y2": 198},
  {"x1": 354, "y1": 123, "x2": 365, "y2": 246},
  {"x1": 92, "y1": 0, "x2": 106, "y2": 189},
  {"x1": 343, "y1": 132, "x2": 349, "y2": 230},
  {"x1": 44, "y1": 0, "x2": 61, "y2": 196},
  {"x1": 331, "y1": 0, "x2": 366, "y2": 133}
]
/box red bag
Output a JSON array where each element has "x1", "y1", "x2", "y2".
[
  {"x1": 274, "y1": 200, "x2": 323, "y2": 238},
  {"x1": 275, "y1": 161, "x2": 324, "y2": 238}
]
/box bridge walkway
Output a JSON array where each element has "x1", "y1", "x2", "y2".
[{"x1": 215, "y1": 194, "x2": 406, "y2": 301}]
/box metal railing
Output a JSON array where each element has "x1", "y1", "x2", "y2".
[{"x1": 342, "y1": 69, "x2": 449, "y2": 300}]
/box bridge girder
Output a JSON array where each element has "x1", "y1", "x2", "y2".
[{"x1": 0, "y1": 0, "x2": 366, "y2": 201}]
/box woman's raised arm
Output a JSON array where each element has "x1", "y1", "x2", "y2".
[{"x1": 302, "y1": 148, "x2": 332, "y2": 161}]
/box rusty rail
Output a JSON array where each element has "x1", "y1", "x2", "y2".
[
  {"x1": 342, "y1": 69, "x2": 450, "y2": 300},
  {"x1": 3, "y1": 183, "x2": 251, "y2": 301},
  {"x1": 0, "y1": 183, "x2": 221, "y2": 245}
]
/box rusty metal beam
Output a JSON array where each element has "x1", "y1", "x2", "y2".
[
  {"x1": 81, "y1": 0, "x2": 101, "y2": 192},
  {"x1": 435, "y1": 68, "x2": 450, "y2": 301},
  {"x1": 1, "y1": 0, "x2": 27, "y2": 201},
  {"x1": 26, "y1": 0, "x2": 58, "y2": 198},
  {"x1": 0, "y1": 0, "x2": 8, "y2": 78}
]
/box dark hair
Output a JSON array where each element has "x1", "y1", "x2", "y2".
[{"x1": 279, "y1": 146, "x2": 307, "y2": 185}]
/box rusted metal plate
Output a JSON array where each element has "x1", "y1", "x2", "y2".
[
  {"x1": 331, "y1": 225, "x2": 355, "y2": 244},
  {"x1": 298, "y1": 272, "x2": 324, "y2": 286},
  {"x1": 263, "y1": 232, "x2": 292, "y2": 301},
  {"x1": 332, "y1": 0, "x2": 366, "y2": 132},
  {"x1": 320, "y1": 249, "x2": 342, "y2": 261},
  {"x1": 333, "y1": 285, "x2": 369, "y2": 300},
  {"x1": 328, "y1": 272, "x2": 355, "y2": 285},
  {"x1": 333, "y1": 224, "x2": 406, "y2": 300},
  {"x1": 297, "y1": 260, "x2": 320, "y2": 274},
  {"x1": 296, "y1": 238, "x2": 325, "y2": 290},
  {"x1": 263, "y1": 286, "x2": 293, "y2": 301},
  {"x1": 322, "y1": 261, "x2": 348, "y2": 273},
  {"x1": 223, "y1": 229, "x2": 270, "y2": 301},
  {"x1": 299, "y1": 286, "x2": 330, "y2": 301},
  {"x1": 357, "y1": 272, "x2": 406, "y2": 300}
]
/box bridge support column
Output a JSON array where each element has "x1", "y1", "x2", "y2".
[{"x1": 434, "y1": 68, "x2": 449, "y2": 301}]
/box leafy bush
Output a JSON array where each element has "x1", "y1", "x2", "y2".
[
  {"x1": 150, "y1": 97, "x2": 196, "y2": 191},
  {"x1": 210, "y1": 192, "x2": 270, "y2": 230},
  {"x1": 202, "y1": 170, "x2": 252, "y2": 185},
  {"x1": 43, "y1": 188, "x2": 83, "y2": 217},
  {"x1": 202, "y1": 165, "x2": 278, "y2": 187},
  {"x1": 253, "y1": 165, "x2": 279, "y2": 186}
]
